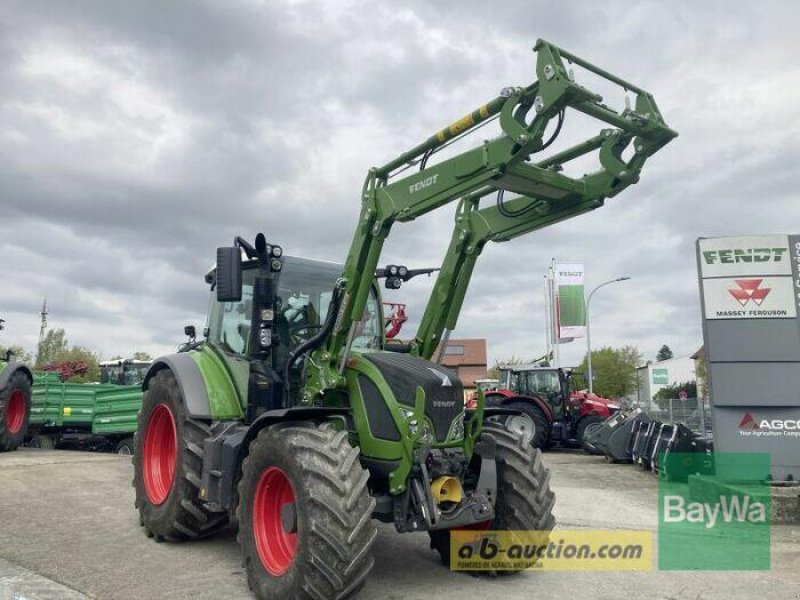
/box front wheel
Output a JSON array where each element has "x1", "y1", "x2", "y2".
[
  {"x1": 429, "y1": 421, "x2": 556, "y2": 571},
  {"x1": 134, "y1": 369, "x2": 227, "y2": 541},
  {"x1": 237, "y1": 423, "x2": 377, "y2": 600},
  {"x1": 0, "y1": 372, "x2": 32, "y2": 452}
]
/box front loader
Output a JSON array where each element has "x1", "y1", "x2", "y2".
[{"x1": 133, "y1": 39, "x2": 675, "y2": 599}]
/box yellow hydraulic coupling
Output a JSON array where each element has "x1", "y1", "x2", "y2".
[{"x1": 430, "y1": 475, "x2": 464, "y2": 505}]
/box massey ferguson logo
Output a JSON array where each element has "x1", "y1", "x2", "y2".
[
  {"x1": 727, "y1": 279, "x2": 771, "y2": 306},
  {"x1": 739, "y1": 412, "x2": 800, "y2": 438}
]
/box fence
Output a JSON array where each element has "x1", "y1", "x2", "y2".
[{"x1": 642, "y1": 397, "x2": 713, "y2": 437}]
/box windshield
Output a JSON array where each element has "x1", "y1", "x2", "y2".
[
  {"x1": 207, "y1": 256, "x2": 382, "y2": 358},
  {"x1": 122, "y1": 363, "x2": 151, "y2": 386}
]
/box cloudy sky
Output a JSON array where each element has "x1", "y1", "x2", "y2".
[{"x1": 1, "y1": 0, "x2": 798, "y2": 368}]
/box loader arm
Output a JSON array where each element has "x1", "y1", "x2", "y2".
[{"x1": 304, "y1": 39, "x2": 676, "y2": 399}]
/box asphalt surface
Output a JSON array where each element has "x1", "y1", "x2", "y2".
[{"x1": 0, "y1": 449, "x2": 798, "y2": 600}]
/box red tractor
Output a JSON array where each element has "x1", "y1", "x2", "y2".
[{"x1": 486, "y1": 364, "x2": 620, "y2": 452}]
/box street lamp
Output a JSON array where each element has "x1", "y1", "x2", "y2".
[{"x1": 586, "y1": 276, "x2": 631, "y2": 394}]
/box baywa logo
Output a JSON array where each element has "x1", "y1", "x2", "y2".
[
  {"x1": 739, "y1": 412, "x2": 800, "y2": 438},
  {"x1": 727, "y1": 279, "x2": 770, "y2": 307},
  {"x1": 663, "y1": 495, "x2": 766, "y2": 529}
]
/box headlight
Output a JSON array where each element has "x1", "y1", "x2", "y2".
[{"x1": 447, "y1": 412, "x2": 465, "y2": 441}]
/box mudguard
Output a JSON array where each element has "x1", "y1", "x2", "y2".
[
  {"x1": 0, "y1": 362, "x2": 32, "y2": 389},
  {"x1": 486, "y1": 392, "x2": 555, "y2": 424},
  {"x1": 143, "y1": 353, "x2": 213, "y2": 419}
]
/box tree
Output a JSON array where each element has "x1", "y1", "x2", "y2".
[
  {"x1": 56, "y1": 346, "x2": 100, "y2": 383},
  {"x1": 133, "y1": 351, "x2": 153, "y2": 361},
  {"x1": 693, "y1": 348, "x2": 708, "y2": 399},
  {"x1": 0, "y1": 344, "x2": 33, "y2": 364},
  {"x1": 653, "y1": 381, "x2": 698, "y2": 409},
  {"x1": 656, "y1": 344, "x2": 674, "y2": 362},
  {"x1": 35, "y1": 328, "x2": 100, "y2": 383},
  {"x1": 577, "y1": 345, "x2": 641, "y2": 399},
  {"x1": 36, "y1": 328, "x2": 68, "y2": 365}
]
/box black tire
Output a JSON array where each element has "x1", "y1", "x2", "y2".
[
  {"x1": 28, "y1": 434, "x2": 55, "y2": 450},
  {"x1": 237, "y1": 422, "x2": 377, "y2": 600},
  {"x1": 115, "y1": 437, "x2": 135, "y2": 456},
  {"x1": 577, "y1": 415, "x2": 606, "y2": 455},
  {"x1": 506, "y1": 401, "x2": 550, "y2": 450},
  {"x1": 0, "y1": 371, "x2": 32, "y2": 452},
  {"x1": 429, "y1": 421, "x2": 556, "y2": 571},
  {"x1": 134, "y1": 369, "x2": 227, "y2": 542}
]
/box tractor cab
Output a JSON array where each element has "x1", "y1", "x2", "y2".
[
  {"x1": 100, "y1": 359, "x2": 153, "y2": 386},
  {"x1": 498, "y1": 365, "x2": 570, "y2": 418}
]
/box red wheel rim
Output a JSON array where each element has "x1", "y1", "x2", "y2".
[
  {"x1": 143, "y1": 403, "x2": 177, "y2": 505},
  {"x1": 6, "y1": 390, "x2": 25, "y2": 434},
  {"x1": 253, "y1": 466, "x2": 297, "y2": 576}
]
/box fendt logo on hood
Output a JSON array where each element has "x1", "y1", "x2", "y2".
[
  {"x1": 727, "y1": 279, "x2": 771, "y2": 307},
  {"x1": 427, "y1": 368, "x2": 452, "y2": 387}
]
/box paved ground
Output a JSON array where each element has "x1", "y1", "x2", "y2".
[{"x1": 0, "y1": 449, "x2": 798, "y2": 600}]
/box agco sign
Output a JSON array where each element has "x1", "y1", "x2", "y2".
[{"x1": 738, "y1": 412, "x2": 800, "y2": 438}]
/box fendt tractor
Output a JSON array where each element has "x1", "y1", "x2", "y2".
[
  {"x1": 133, "y1": 40, "x2": 675, "y2": 599},
  {"x1": 487, "y1": 364, "x2": 620, "y2": 452},
  {"x1": 0, "y1": 325, "x2": 34, "y2": 453}
]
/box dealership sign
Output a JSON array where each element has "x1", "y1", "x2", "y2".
[
  {"x1": 697, "y1": 234, "x2": 800, "y2": 481},
  {"x1": 699, "y1": 235, "x2": 800, "y2": 320}
]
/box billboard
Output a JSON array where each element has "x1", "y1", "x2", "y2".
[
  {"x1": 697, "y1": 234, "x2": 800, "y2": 481},
  {"x1": 555, "y1": 263, "x2": 586, "y2": 341}
]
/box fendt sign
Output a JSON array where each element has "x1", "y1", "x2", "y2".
[{"x1": 697, "y1": 235, "x2": 800, "y2": 481}]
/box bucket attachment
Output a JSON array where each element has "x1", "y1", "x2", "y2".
[{"x1": 584, "y1": 409, "x2": 650, "y2": 463}]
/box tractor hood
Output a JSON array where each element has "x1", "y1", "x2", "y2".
[
  {"x1": 570, "y1": 392, "x2": 621, "y2": 411},
  {"x1": 359, "y1": 351, "x2": 464, "y2": 443}
]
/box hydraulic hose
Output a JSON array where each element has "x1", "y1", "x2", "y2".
[{"x1": 283, "y1": 280, "x2": 345, "y2": 406}]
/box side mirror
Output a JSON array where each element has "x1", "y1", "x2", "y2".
[
  {"x1": 216, "y1": 247, "x2": 242, "y2": 302},
  {"x1": 184, "y1": 325, "x2": 196, "y2": 340}
]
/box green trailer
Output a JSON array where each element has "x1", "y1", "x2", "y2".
[{"x1": 28, "y1": 364, "x2": 146, "y2": 454}]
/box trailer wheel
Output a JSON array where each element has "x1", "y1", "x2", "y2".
[
  {"x1": 115, "y1": 437, "x2": 135, "y2": 456},
  {"x1": 28, "y1": 434, "x2": 55, "y2": 450},
  {"x1": 0, "y1": 371, "x2": 32, "y2": 452},
  {"x1": 429, "y1": 421, "x2": 556, "y2": 571},
  {"x1": 237, "y1": 423, "x2": 377, "y2": 600},
  {"x1": 578, "y1": 415, "x2": 606, "y2": 455},
  {"x1": 134, "y1": 369, "x2": 227, "y2": 541}
]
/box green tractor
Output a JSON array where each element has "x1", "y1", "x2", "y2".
[
  {"x1": 0, "y1": 329, "x2": 34, "y2": 452},
  {"x1": 133, "y1": 39, "x2": 675, "y2": 598}
]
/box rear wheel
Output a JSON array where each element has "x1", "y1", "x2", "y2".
[
  {"x1": 429, "y1": 421, "x2": 556, "y2": 571},
  {"x1": 0, "y1": 372, "x2": 32, "y2": 452},
  {"x1": 134, "y1": 369, "x2": 227, "y2": 541},
  {"x1": 238, "y1": 423, "x2": 376, "y2": 600},
  {"x1": 578, "y1": 415, "x2": 606, "y2": 454},
  {"x1": 505, "y1": 401, "x2": 550, "y2": 450}
]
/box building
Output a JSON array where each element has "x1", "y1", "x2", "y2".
[
  {"x1": 636, "y1": 356, "x2": 697, "y2": 410},
  {"x1": 438, "y1": 338, "x2": 488, "y2": 394}
]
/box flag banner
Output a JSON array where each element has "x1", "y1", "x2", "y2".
[{"x1": 556, "y1": 263, "x2": 586, "y2": 340}]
